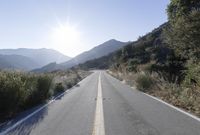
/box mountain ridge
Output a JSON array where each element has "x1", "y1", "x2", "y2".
[
  {"x1": 60, "y1": 39, "x2": 129, "y2": 66},
  {"x1": 77, "y1": 23, "x2": 168, "y2": 70},
  {"x1": 0, "y1": 48, "x2": 71, "y2": 70},
  {"x1": 0, "y1": 54, "x2": 39, "y2": 70},
  {"x1": 33, "y1": 39, "x2": 129, "y2": 72}
]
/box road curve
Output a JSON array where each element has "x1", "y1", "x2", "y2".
[{"x1": 1, "y1": 71, "x2": 200, "y2": 135}]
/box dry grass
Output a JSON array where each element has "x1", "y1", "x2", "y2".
[{"x1": 107, "y1": 70, "x2": 200, "y2": 117}]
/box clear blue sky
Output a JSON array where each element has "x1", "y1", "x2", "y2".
[{"x1": 0, "y1": 0, "x2": 170, "y2": 57}]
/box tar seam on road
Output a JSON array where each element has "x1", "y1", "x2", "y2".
[
  {"x1": 0, "y1": 88, "x2": 70, "y2": 135},
  {"x1": 92, "y1": 72, "x2": 106, "y2": 135}
]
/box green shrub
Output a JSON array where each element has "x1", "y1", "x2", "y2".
[
  {"x1": 136, "y1": 73, "x2": 153, "y2": 92},
  {"x1": 37, "y1": 75, "x2": 52, "y2": 99},
  {"x1": 65, "y1": 82, "x2": 73, "y2": 89},
  {"x1": 143, "y1": 63, "x2": 153, "y2": 73},
  {"x1": 54, "y1": 83, "x2": 65, "y2": 94},
  {"x1": 127, "y1": 59, "x2": 139, "y2": 72},
  {"x1": 184, "y1": 63, "x2": 200, "y2": 86},
  {"x1": 0, "y1": 72, "x2": 25, "y2": 116},
  {"x1": 26, "y1": 75, "x2": 52, "y2": 106},
  {"x1": 0, "y1": 70, "x2": 86, "y2": 121}
]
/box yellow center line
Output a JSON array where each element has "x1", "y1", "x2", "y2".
[{"x1": 92, "y1": 72, "x2": 105, "y2": 135}]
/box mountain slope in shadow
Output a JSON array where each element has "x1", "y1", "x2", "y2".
[{"x1": 33, "y1": 39, "x2": 129, "y2": 72}]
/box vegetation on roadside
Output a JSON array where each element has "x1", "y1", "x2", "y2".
[
  {"x1": 136, "y1": 73, "x2": 153, "y2": 92},
  {"x1": 80, "y1": 0, "x2": 200, "y2": 117},
  {"x1": 0, "y1": 69, "x2": 90, "y2": 122}
]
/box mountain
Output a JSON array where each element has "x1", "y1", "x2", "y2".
[
  {"x1": 33, "y1": 39, "x2": 129, "y2": 72},
  {"x1": 0, "y1": 48, "x2": 71, "y2": 68},
  {"x1": 77, "y1": 23, "x2": 168, "y2": 70},
  {"x1": 0, "y1": 54, "x2": 39, "y2": 70},
  {"x1": 61, "y1": 39, "x2": 129, "y2": 67},
  {"x1": 32, "y1": 62, "x2": 66, "y2": 73}
]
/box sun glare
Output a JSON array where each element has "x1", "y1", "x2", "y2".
[{"x1": 52, "y1": 24, "x2": 80, "y2": 50}]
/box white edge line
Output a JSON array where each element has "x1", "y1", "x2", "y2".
[
  {"x1": 0, "y1": 87, "x2": 73, "y2": 135},
  {"x1": 106, "y1": 72, "x2": 200, "y2": 122},
  {"x1": 111, "y1": 72, "x2": 200, "y2": 122},
  {"x1": 142, "y1": 92, "x2": 200, "y2": 122},
  {"x1": 0, "y1": 73, "x2": 95, "y2": 135}
]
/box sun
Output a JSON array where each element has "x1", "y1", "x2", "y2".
[{"x1": 52, "y1": 24, "x2": 80, "y2": 49}]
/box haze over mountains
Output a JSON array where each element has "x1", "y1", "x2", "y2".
[
  {"x1": 0, "y1": 54, "x2": 39, "y2": 70},
  {"x1": 61, "y1": 39, "x2": 129, "y2": 67},
  {"x1": 0, "y1": 48, "x2": 71, "y2": 70},
  {"x1": 0, "y1": 39, "x2": 128, "y2": 71},
  {"x1": 33, "y1": 39, "x2": 129, "y2": 72}
]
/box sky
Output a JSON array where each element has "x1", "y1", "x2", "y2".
[{"x1": 0, "y1": 0, "x2": 170, "y2": 57}]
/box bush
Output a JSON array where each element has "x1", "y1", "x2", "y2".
[
  {"x1": 127, "y1": 59, "x2": 139, "y2": 72},
  {"x1": 0, "y1": 70, "x2": 87, "y2": 121},
  {"x1": 65, "y1": 82, "x2": 73, "y2": 89},
  {"x1": 54, "y1": 83, "x2": 65, "y2": 94},
  {"x1": 0, "y1": 72, "x2": 54, "y2": 118},
  {"x1": 136, "y1": 73, "x2": 153, "y2": 92},
  {"x1": 151, "y1": 52, "x2": 186, "y2": 84},
  {"x1": 0, "y1": 72, "x2": 25, "y2": 116},
  {"x1": 37, "y1": 75, "x2": 52, "y2": 99},
  {"x1": 184, "y1": 63, "x2": 200, "y2": 86},
  {"x1": 26, "y1": 75, "x2": 53, "y2": 106},
  {"x1": 143, "y1": 63, "x2": 154, "y2": 73}
]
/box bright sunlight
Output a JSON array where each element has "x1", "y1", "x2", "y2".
[{"x1": 52, "y1": 23, "x2": 80, "y2": 51}]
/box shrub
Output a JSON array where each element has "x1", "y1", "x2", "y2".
[
  {"x1": 0, "y1": 70, "x2": 87, "y2": 121},
  {"x1": 26, "y1": 75, "x2": 53, "y2": 106},
  {"x1": 54, "y1": 83, "x2": 65, "y2": 94},
  {"x1": 151, "y1": 52, "x2": 186, "y2": 84},
  {"x1": 65, "y1": 82, "x2": 73, "y2": 89},
  {"x1": 37, "y1": 75, "x2": 52, "y2": 99},
  {"x1": 0, "y1": 72, "x2": 25, "y2": 116},
  {"x1": 184, "y1": 63, "x2": 200, "y2": 86},
  {"x1": 136, "y1": 73, "x2": 153, "y2": 92},
  {"x1": 143, "y1": 63, "x2": 154, "y2": 73},
  {"x1": 127, "y1": 59, "x2": 139, "y2": 72}
]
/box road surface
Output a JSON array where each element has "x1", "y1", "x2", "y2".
[{"x1": 1, "y1": 71, "x2": 200, "y2": 135}]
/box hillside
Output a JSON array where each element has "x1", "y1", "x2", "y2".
[
  {"x1": 0, "y1": 48, "x2": 71, "y2": 68},
  {"x1": 78, "y1": 0, "x2": 200, "y2": 117},
  {"x1": 32, "y1": 62, "x2": 66, "y2": 73},
  {"x1": 34, "y1": 39, "x2": 129, "y2": 72},
  {"x1": 61, "y1": 39, "x2": 129, "y2": 67},
  {"x1": 78, "y1": 23, "x2": 168, "y2": 70},
  {"x1": 0, "y1": 54, "x2": 39, "y2": 70}
]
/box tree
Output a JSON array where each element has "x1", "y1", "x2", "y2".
[
  {"x1": 166, "y1": 0, "x2": 200, "y2": 85},
  {"x1": 167, "y1": 0, "x2": 200, "y2": 22},
  {"x1": 166, "y1": 0, "x2": 200, "y2": 62}
]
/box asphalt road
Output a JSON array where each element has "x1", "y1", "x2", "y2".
[{"x1": 1, "y1": 71, "x2": 200, "y2": 135}]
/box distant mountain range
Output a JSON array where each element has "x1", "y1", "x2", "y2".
[
  {"x1": 0, "y1": 54, "x2": 39, "y2": 70},
  {"x1": 33, "y1": 39, "x2": 129, "y2": 72},
  {"x1": 0, "y1": 48, "x2": 71, "y2": 70}
]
